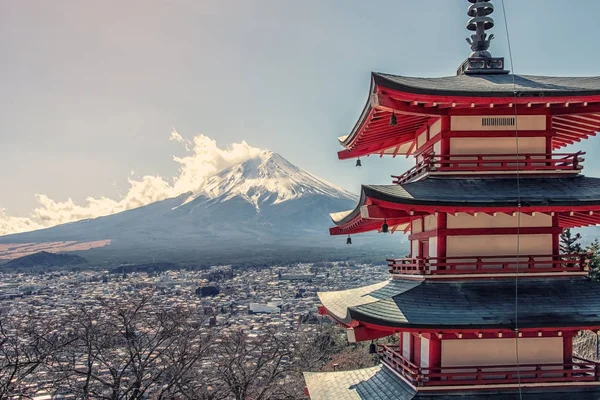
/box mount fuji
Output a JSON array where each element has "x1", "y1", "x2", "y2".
[{"x1": 0, "y1": 152, "x2": 401, "y2": 265}]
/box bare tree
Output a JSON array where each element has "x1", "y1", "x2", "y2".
[
  {"x1": 0, "y1": 309, "x2": 70, "y2": 399},
  {"x1": 215, "y1": 328, "x2": 296, "y2": 400},
  {"x1": 48, "y1": 291, "x2": 220, "y2": 400}
]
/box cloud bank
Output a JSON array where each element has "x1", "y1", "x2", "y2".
[{"x1": 0, "y1": 132, "x2": 264, "y2": 236}]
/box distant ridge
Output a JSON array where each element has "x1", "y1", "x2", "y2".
[{"x1": 2, "y1": 251, "x2": 88, "y2": 269}]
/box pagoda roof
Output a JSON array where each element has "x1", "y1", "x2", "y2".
[
  {"x1": 373, "y1": 72, "x2": 600, "y2": 98},
  {"x1": 304, "y1": 365, "x2": 600, "y2": 399},
  {"x1": 319, "y1": 277, "x2": 600, "y2": 330},
  {"x1": 339, "y1": 72, "x2": 600, "y2": 159},
  {"x1": 303, "y1": 365, "x2": 415, "y2": 400},
  {"x1": 331, "y1": 176, "x2": 600, "y2": 234}
]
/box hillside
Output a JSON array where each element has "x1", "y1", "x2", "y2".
[{"x1": 2, "y1": 251, "x2": 88, "y2": 269}]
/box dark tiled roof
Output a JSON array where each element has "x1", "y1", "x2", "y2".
[
  {"x1": 304, "y1": 366, "x2": 417, "y2": 400},
  {"x1": 363, "y1": 176, "x2": 600, "y2": 208},
  {"x1": 319, "y1": 277, "x2": 600, "y2": 329},
  {"x1": 373, "y1": 72, "x2": 600, "y2": 98},
  {"x1": 304, "y1": 365, "x2": 600, "y2": 399}
]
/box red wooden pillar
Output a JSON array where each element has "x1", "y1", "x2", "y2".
[
  {"x1": 563, "y1": 331, "x2": 573, "y2": 366},
  {"x1": 429, "y1": 335, "x2": 442, "y2": 379},
  {"x1": 413, "y1": 334, "x2": 421, "y2": 366},
  {"x1": 437, "y1": 213, "x2": 447, "y2": 269},
  {"x1": 440, "y1": 116, "x2": 450, "y2": 157}
]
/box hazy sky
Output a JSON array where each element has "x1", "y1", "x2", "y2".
[{"x1": 2, "y1": 0, "x2": 600, "y2": 233}]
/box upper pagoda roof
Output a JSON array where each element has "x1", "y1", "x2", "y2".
[
  {"x1": 330, "y1": 176, "x2": 600, "y2": 235},
  {"x1": 374, "y1": 72, "x2": 600, "y2": 98},
  {"x1": 339, "y1": 72, "x2": 600, "y2": 159},
  {"x1": 319, "y1": 277, "x2": 600, "y2": 330}
]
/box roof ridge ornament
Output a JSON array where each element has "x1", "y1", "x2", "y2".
[{"x1": 457, "y1": 0, "x2": 509, "y2": 76}]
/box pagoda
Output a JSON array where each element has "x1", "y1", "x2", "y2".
[{"x1": 304, "y1": 1, "x2": 600, "y2": 399}]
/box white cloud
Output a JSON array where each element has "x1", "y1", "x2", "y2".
[{"x1": 0, "y1": 133, "x2": 265, "y2": 236}]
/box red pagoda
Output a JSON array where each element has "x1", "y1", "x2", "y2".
[{"x1": 304, "y1": 1, "x2": 600, "y2": 399}]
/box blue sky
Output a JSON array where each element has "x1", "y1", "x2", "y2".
[{"x1": 1, "y1": 0, "x2": 600, "y2": 231}]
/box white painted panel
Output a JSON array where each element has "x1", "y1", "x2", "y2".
[
  {"x1": 430, "y1": 119, "x2": 442, "y2": 137},
  {"x1": 450, "y1": 115, "x2": 546, "y2": 131},
  {"x1": 433, "y1": 140, "x2": 442, "y2": 155},
  {"x1": 424, "y1": 215, "x2": 437, "y2": 231},
  {"x1": 429, "y1": 237, "x2": 438, "y2": 259},
  {"x1": 442, "y1": 337, "x2": 562, "y2": 367},
  {"x1": 446, "y1": 234, "x2": 552, "y2": 257},
  {"x1": 447, "y1": 212, "x2": 552, "y2": 229},
  {"x1": 417, "y1": 131, "x2": 427, "y2": 148},
  {"x1": 402, "y1": 332, "x2": 411, "y2": 358},
  {"x1": 411, "y1": 240, "x2": 419, "y2": 258},
  {"x1": 412, "y1": 219, "x2": 423, "y2": 234},
  {"x1": 449, "y1": 137, "x2": 546, "y2": 155},
  {"x1": 421, "y1": 337, "x2": 430, "y2": 368}
]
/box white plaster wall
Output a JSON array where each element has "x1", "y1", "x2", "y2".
[
  {"x1": 430, "y1": 119, "x2": 442, "y2": 137},
  {"x1": 449, "y1": 137, "x2": 546, "y2": 155},
  {"x1": 417, "y1": 131, "x2": 427, "y2": 148},
  {"x1": 421, "y1": 337, "x2": 430, "y2": 368},
  {"x1": 411, "y1": 240, "x2": 419, "y2": 258},
  {"x1": 447, "y1": 212, "x2": 552, "y2": 229},
  {"x1": 429, "y1": 237, "x2": 438, "y2": 258},
  {"x1": 412, "y1": 219, "x2": 423, "y2": 234},
  {"x1": 424, "y1": 215, "x2": 437, "y2": 231},
  {"x1": 433, "y1": 140, "x2": 442, "y2": 155},
  {"x1": 441, "y1": 337, "x2": 562, "y2": 367},
  {"x1": 446, "y1": 234, "x2": 552, "y2": 257},
  {"x1": 450, "y1": 115, "x2": 546, "y2": 131},
  {"x1": 402, "y1": 332, "x2": 411, "y2": 359}
]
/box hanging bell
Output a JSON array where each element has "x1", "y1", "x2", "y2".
[
  {"x1": 381, "y1": 219, "x2": 389, "y2": 233},
  {"x1": 389, "y1": 112, "x2": 397, "y2": 126},
  {"x1": 369, "y1": 343, "x2": 377, "y2": 354},
  {"x1": 346, "y1": 235, "x2": 352, "y2": 245},
  {"x1": 356, "y1": 158, "x2": 362, "y2": 167}
]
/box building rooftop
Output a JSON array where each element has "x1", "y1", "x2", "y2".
[
  {"x1": 331, "y1": 175, "x2": 600, "y2": 233},
  {"x1": 304, "y1": 365, "x2": 600, "y2": 399},
  {"x1": 319, "y1": 277, "x2": 600, "y2": 330},
  {"x1": 374, "y1": 72, "x2": 600, "y2": 98}
]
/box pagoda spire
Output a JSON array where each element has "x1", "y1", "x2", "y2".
[
  {"x1": 457, "y1": 0, "x2": 509, "y2": 75},
  {"x1": 466, "y1": 0, "x2": 495, "y2": 58}
]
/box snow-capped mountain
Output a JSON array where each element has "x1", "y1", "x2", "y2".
[
  {"x1": 0, "y1": 152, "x2": 385, "y2": 264},
  {"x1": 193, "y1": 151, "x2": 355, "y2": 208}
]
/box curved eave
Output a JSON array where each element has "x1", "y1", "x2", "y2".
[
  {"x1": 321, "y1": 277, "x2": 600, "y2": 331},
  {"x1": 338, "y1": 72, "x2": 600, "y2": 158},
  {"x1": 338, "y1": 74, "x2": 433, "y2": 160},
  {"x1": 372, "y1": 72, "x2": 600, "y2": 99},
  {"x1": 361, "y1": 176, "x2": 600, "y2": 209},
  {"x1": 329, "y1": 187, "x2": 412, "y2": 235},
  {"x1": 330, "y1": 176, "x2": 600, "y2": 235}
]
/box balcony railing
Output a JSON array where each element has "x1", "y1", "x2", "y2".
[
  {"x1": 392, "y1": 151, "x2": 585, "y2": 184},
  {"x1": 377, "y1": 345, "x2": 600, "y2": 387},
  {"x1": 387, "y1": 253, "x2": 589, "y2": 276}
]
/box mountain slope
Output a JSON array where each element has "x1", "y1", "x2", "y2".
[
  {"x1": 0, "y1": 153, "x2": 398, "y2": 263},
  {"x1": 2, "y1": 251, "x2": 87, "y2": 269}
]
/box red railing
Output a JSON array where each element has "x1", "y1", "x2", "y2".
[
  {"x1": 378, "y1": 345, "x2": 600, "y2": 387},
  {"x1": 387, "y1": 253, "x2": 589, "y2": 276},
  {"x1": 392, "y1": 151, "x2": 585, "y2": 184}
]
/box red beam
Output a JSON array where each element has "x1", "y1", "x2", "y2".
[{"x1": 370, "y1": 92, "x2": 447, "y2": 117}]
